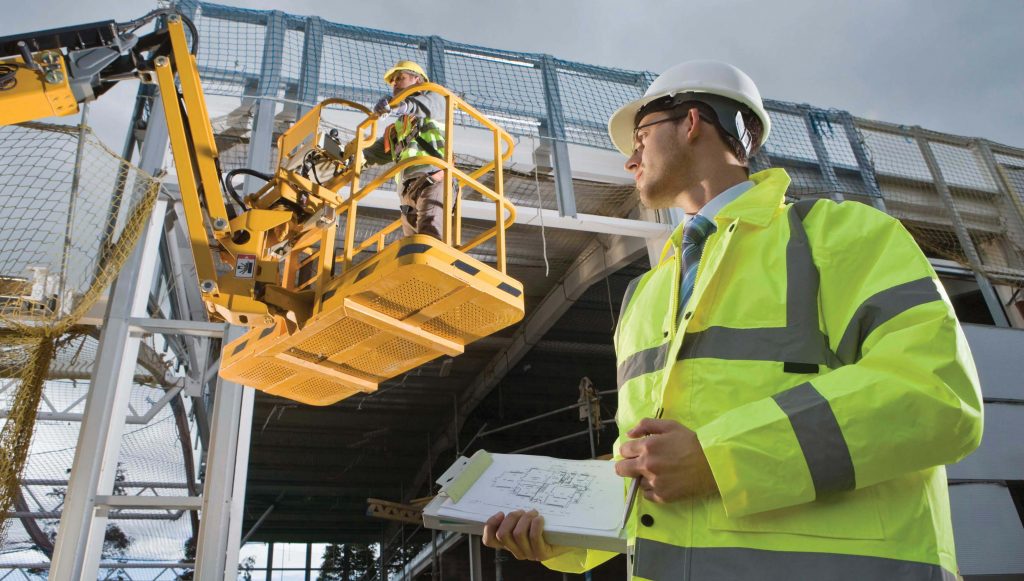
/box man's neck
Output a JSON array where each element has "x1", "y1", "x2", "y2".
[{"x1": 674, "y1": 165, "x2": 749, "y2": 214}]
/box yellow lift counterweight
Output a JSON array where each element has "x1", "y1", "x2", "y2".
[{"x1": 1, "y1": 11, "x2": 525, "y2": 406}]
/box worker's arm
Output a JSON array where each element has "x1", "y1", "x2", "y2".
[
  {"x1": 361, "y1": 89, "x2": 446, "y2": 167},
  {"x1": 695, "y1": 201, "x2": 983, "y2": 518},
  {"x1": 394, "y1": 90, "x2": 445, "y2": 120},
  {"x1": 360, "y1": 135, "x2": 390, "y2": 166}
]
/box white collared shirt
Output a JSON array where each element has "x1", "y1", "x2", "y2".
[{"x1": 684, "y1": 180, "x2": 755, "y2": 226}]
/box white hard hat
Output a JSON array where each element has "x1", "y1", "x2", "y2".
[{"x1": 608, "y1": 60, "x2": 772, "y2": 156}]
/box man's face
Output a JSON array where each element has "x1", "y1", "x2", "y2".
[
  {"x1": 390, "y1": 71, "x2": 422, "y2": 96},
  {"x1": 624, "y1": 109, "x2": 692, "y2": 209}
]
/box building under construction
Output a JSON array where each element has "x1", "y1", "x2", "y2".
[{"x1": 1, "y1": 1, "x2": 1023, "y2": 579}]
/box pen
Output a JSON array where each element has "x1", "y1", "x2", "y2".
[
  {"x1": 619, "y1": 408, "x2": 659, "y2": 531},
  {"x1": 619, "y1": 476, "x2": 641, "y2": 532}
]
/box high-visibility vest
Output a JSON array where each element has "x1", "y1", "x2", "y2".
[
  {"x1": 383, "y1": 111, "x2": 446, "y2": 165},
  {"x1": 544, "y1": 168, "x2": 983, "y2": 580}
]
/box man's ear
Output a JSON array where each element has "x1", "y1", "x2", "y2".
[{"x1": 682, "y1": 108, "x2": 701, "y2": 143}]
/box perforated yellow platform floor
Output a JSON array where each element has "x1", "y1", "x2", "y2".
[{"x1": 218, "y1": 235, "x2": 525, "y2": 405}]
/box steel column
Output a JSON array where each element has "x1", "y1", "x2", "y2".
[
  {"x1": 540, "y1": 55, "x2": 577, "y2": 218},
  {"x1": 193, "y1": 325, "x2": 251, "y2": 580},
  {"x1": 225, "y1": 382, "x2": 256, "y2": 578},
  {"x1": 427, "y1": 36, "x2": 447, "y2": 86},
  {"x1": 494, "y1": 548, "x2": 505, "y2": 581},
  {"x1": 801, "y1": 106, "x2": 844, "y2": 202},
  {"x1": 48, "y1": 197, "x2": 169, "y2": 580},
  {"x1": 915, "y1": 128, "x2": 1010, "y2": 327},
  {"x1": 838, "y1": 112, "x2": 888, "y2": 211},
  {"x1": 48, "y1": 82, "x2": 170, "y2": 578},
  {"x1": 244, "y1": 11, "x2": 286, "y2": 194},
  {"x1": 297, "y1": 16, "x2": 324, "y2": 119},
  {"x1": 305, "y1": 542, "x2": 312, "y2": 581},
  {"x1": 468, "y1": 534, "x2": 483, "y2": 581}
]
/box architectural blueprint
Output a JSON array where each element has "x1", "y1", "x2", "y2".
[{"x1": 434, "y1": 452, "x2": 625, "y2": 532}]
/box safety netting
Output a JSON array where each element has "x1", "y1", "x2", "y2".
[
  {"x1": 0, "y1": 120, "x2": 159, "y2": 546},
  {"x1": 168, "y1": 0, "x2": 1024, "y2": 284},
  {"x1": 0, "y1": 121, "x2": 198, "y2": 578}
]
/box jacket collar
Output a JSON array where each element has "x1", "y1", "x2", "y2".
[
  {"x1": 715, "y1": 168, "x2": 791, "y2": 228},
  {"x1": 660, "y1": 168, "x2": 791, "y2": 264}
]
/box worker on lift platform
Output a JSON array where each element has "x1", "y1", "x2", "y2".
[{"x1": 360, "y1": 60, "x2": 449, "y2": 240}]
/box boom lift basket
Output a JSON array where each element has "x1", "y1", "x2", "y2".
[
  {"x1": 219, "y1": 235, "x2": 523, "y2": 405},
  {"x1": 216, "y1": 88, "x2": 524, "y2": 405}
]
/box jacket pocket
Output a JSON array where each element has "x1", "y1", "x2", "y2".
[{"x1": 707, "y1": 486, "x2": 885, "y2": 540}]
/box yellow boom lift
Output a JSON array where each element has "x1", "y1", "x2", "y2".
[{"x1": 0, "y1": 11, "x2": 524, "y2": 405}]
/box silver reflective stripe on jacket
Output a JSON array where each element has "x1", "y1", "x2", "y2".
[
  {"x1": 617, "y1": 342, "x2": 671, "y2": 387},
  {"x1": 633, "y1": 539, "x2": 957, "y2": 581},
  {"x1": 773, "y1": 382, "x2": 855, "y2": 495},
  {"x1": 835, "y1": 276, "x2": 942, "y2": 365}
]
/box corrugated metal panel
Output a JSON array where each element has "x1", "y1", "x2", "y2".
[
  {"x1": 962, "y1": 324, "x2": 1024, "y2": 401},
  {"x1": 948, "y1": 403, "x2": 1024, "y2": 480},
  {"x1": 949, "y1": 483, "x2": 1024, "y2": 575}
]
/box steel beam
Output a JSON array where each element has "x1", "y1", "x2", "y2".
[
  {"x1": 164, "y1": 181, "x2": 667, "y2": 239},
  {"x1": 96, "y1": 495, "x2": 203, "y2": 510},
  {"x1": 393, "y1": 531, "x2": 461, "y2": 581}
]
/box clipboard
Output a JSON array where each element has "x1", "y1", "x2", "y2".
[{"x1": 422, "y1": 450, "x2": 629, "y2": 553}]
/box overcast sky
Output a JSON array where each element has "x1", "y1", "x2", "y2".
[{"x1": 4, "y1": 0, "x2": 1022, "y2": 149}]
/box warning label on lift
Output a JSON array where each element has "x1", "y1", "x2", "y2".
[{"x1": 235, "y1": 254, "x2": 257, "y2": 278}]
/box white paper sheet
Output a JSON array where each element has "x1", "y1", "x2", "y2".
[{"x1": 436, "y1": 453, "x2": 625, "y2": 532}]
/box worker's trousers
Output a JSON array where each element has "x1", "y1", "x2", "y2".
[{"x1": 399, "y1": 170, "x2": 446, "y2": 239}]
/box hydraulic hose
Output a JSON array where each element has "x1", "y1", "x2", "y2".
[{"x1": 223, "y1": 168, "x2": 274, "y2": 210}]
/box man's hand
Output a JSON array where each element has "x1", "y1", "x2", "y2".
[
  {"x1": 373, "y1": 96, "x2": 392, "y2": 116},
  {"x1": 481, "y1": 510, "x2": 571, "y2": 562},
  {"x1": 614, "y1": 418, "x2": 718, "y2": 503}
]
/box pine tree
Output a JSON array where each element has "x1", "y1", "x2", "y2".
[
  {"x1": 318, "y1": 543, "x2": 346, "y2": 581},
  {"x1": 318, "y1": 543, "x2": 378, "y2": 580}
]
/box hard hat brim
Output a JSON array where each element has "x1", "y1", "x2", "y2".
[
  {"x1": 384, "y1": 63, "x2": 429, "y2": 85},
  {"x1": 608, "y1": 89, "x2": 772, "y2": 157},
  {"x1": 608, "y1": 94, "x2": 661, "y2": 157}
]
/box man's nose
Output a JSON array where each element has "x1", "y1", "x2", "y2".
[{"x1": 625, "y1": 150, "x2": 641, "y2": 173}]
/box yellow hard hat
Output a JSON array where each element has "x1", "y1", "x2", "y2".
[{"x1": 383, "y1": 60, "x2": 429, "y2": 84}]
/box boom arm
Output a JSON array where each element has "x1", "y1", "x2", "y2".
[{"x1": 1, "y1": 11, "x2": 368, "y2": 327}]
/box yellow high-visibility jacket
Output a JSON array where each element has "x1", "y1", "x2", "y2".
[{"x1": 544, "y1": 168, "x2": 983, "y2": 580}]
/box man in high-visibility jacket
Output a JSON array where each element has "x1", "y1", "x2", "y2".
[
  {"x1": 362, "y1": 60, "x2": 448, "y2": 239},
  {"x1": 482, "y1": 60, "x2": 983, "y2": 580}
]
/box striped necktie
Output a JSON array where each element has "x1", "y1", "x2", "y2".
[{"x1": 680, "y1": 214, "x2": 717, "y2": 314}]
